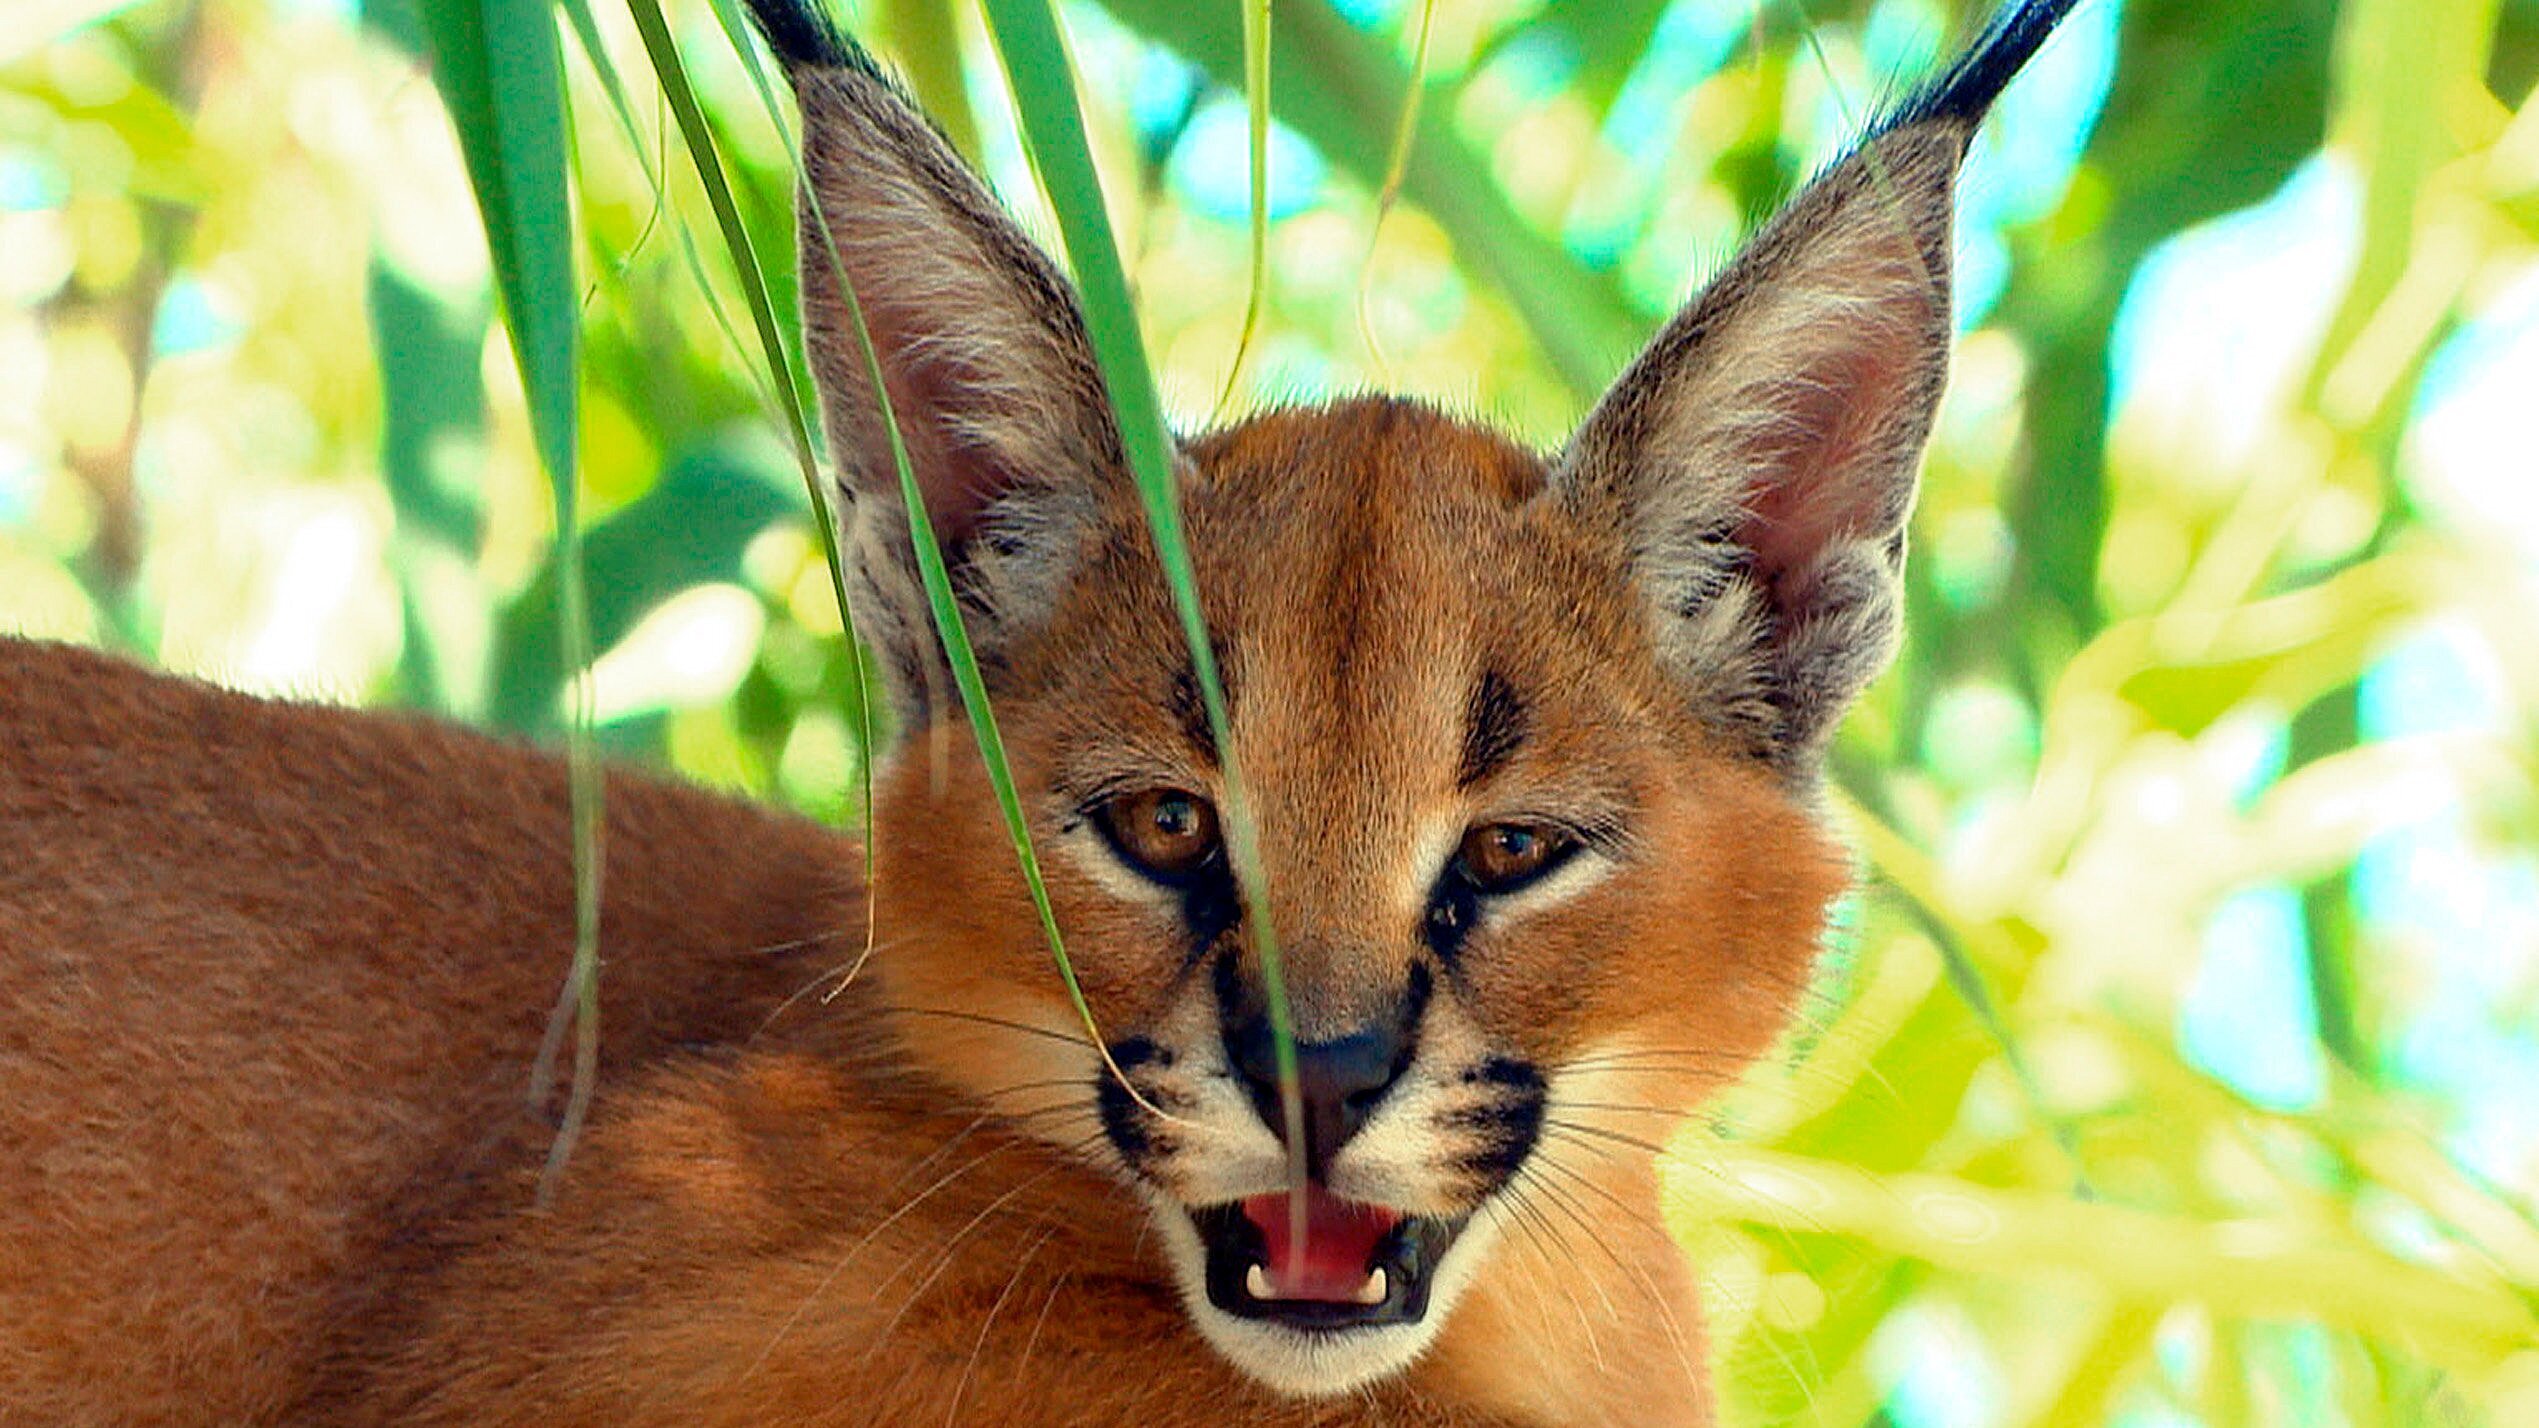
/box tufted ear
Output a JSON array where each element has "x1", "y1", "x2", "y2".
[
  {"x1": 1553, "y1": 121, "x2": 1962, "y2": 769},
  {"x1": 1554, "y1": 0, "x2": 2073, "y2": 773},
  {"x1": 749, "y1": 0, "x2": 1129, "y2": 736}
]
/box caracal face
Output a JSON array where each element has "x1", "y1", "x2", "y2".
[{"x1": 867, "y1": 401, "x2": 1844, "y2": 1394}]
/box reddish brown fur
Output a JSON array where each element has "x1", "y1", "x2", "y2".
[{"x1": 0, "y1": 640, "x2": 853, "y2": 1423}]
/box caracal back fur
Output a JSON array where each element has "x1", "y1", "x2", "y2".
[{"x1": 0, "y1": 2, "x2": 2078, "y2": 1422}]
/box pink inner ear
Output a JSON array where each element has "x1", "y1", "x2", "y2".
[
  {"x1": 1736, "y1": 312, "x2": 1929, "y2": 603},
  {"x1": 865, "y1": 298, "x2": 1016, "y2": 552}
]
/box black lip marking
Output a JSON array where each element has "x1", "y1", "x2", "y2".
[
  {"x1": 1190, "y1": 1203, "x2": 1468, "y2": 1331},
  {"x1": 1447, "y1": 1058, "x2": 1545, "y2": 1186},
  {"x1": 1097, "y1": 1038, "x2": 1172, "y2": 1167}
]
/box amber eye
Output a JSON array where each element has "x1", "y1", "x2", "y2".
[
  {"x1": 1455, "y1": 822, "x2": 1573, "y2": 894},
  {"x1": 1095, "y1": 789, "x2": 1223, "y2": 882}
]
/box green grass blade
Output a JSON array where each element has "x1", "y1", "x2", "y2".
[
  {"x1": 975, "y1": 0, "x2": 1307, "y2": 1205},
  {"x1": 1090, "y1": 0, "x2": 1643, "y2": 399},
  {"x1": 1211, "y1": 0, "x2": 1270, "y2": 416},
  {"x1": 622, "y1": 0, "x2": 880, "y2": 960},
  {"x1": 557, "y1": 0, "x2": 645, "y2": 153},
  {"x1": 712, "y1": 10, "x2": 1163, "y2": 1101},
  {"x1": 422, "y1": 0, "x2": 580, "y2": 548},
  {"x1": 563, "y1": 0, "x2": 781, "y2": 401},
  {"x1": 414, "y1": 0, "x2": 602, "y2": 1195},
  {"x1": 1353, "y1": 0, "x2": 1436, "y2": 378},
  {"x1": 809, "y1": 214, "x2": 1124, "y2": 1087},
  {"x1": 701, "y1": 0, "x2": 798, "y2": 136},
  {"x1": 624, "y1": 0, "x2": 841, "y2": 653}
]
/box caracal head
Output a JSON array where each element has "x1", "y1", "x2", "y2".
[{"x1": 745, "y1": 0, "x2": 2066, "y2": 1398}]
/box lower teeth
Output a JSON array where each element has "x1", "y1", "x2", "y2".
[{"x1": 1243, "y1": 1263, "x2": 1390, "y2": 1307}]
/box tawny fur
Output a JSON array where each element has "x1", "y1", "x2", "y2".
[{"x1": 0, "y1": 639, "x2": 853, "y2": 1424}]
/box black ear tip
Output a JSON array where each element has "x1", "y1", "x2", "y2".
[
  {"x1": 741, "y1": 0, "x2": 880, "y2": 78},
  {"x1": 1882, "y1": 0, "x2": 2085, "y2": 132}
]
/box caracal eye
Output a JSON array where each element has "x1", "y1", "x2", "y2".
[
  {"x1": 1097, "y1": 789, "x2": 1223, "y2": 882},
  {"x1": 1455, "y1": 822, "x2": 1572, "y2": 894}
]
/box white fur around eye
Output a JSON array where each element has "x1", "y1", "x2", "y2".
[
  {"x1": 1417, "y1": 812, "x2": 1616, "y2": 929},
  {"x1": 1063, "y1": 822, "x2": 1189, "y2": 908},
  {"x1": 1473, "y1": 845, "x2": 1614, "y2": 925}
]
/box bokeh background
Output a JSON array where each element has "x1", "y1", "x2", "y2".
[{"x1": 6, "y1": 0, "x2": 2538, "y2": 1422}]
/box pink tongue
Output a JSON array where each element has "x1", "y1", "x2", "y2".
[{"x1": 1242, "y1": 1187, "x2": 1401, "y2": 1301}]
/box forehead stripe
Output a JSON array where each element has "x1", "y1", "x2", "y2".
[
  {"x1": 1458, "y1": 670, "x2": 1528, "y2": 789},
  {"x1": 1169, "y1": 663, "x2": 1219, "y2": 766}
]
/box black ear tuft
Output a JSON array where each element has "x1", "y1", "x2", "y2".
[
  {"x1": 1554, "y1": 0, "x2": 2084, "y2": 774},
  {"x1": 739, "y1": 0, "x2": 872, "y2": 77},
  {"x1": 1880, "y1": 0, "x2": 2083, "y2": 131}
]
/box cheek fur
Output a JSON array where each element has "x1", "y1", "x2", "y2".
[
  {"x1": 1611, "y1": 760, "x2": 1847, "y2": 1067},
  {"x1": 1460, "y1": 750, "x2": 1845, "y2": 1085},
  {"x1": 866, "y1": 742, "x2": 1204, "y2": 1107}
]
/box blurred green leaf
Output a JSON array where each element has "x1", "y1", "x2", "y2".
[
  {"x1": 2307, "y1": 0, "x2": 2502, "y2": 424},
  {"x1": 872, "y1": 0, "x2": 980, "y2": 158},
  {"x1": 1999, "y1": 0, "x2": 2341, "y2": 645},
  {"x1": 415, "y1": 0, "x2": 596, "y2": 1184},
  {"x1": 370, "y1": 259, "x2": 490, "y2": 715},
  {"x1": 981, "y1": 0, "x2": 1309, "y2": 1194},
  {"x1": 1089, "y1": 0, "x2": 1646, "y2": 398},
  {"x1": 491, "y1": 438, "x2": 799, "y2": 730},
  {"x1": 3, "y1": 0, "x2": 148, "y2": 69},
  {"x1": 1673, "y1": 1147, "x2": 2537, "y2": 1372},
  {"x1": 2093, "y1": 549, "x2": 2437, "y2": 737},
  {"x1": 9, "y1": 57, "x2": 206, "y2": 206},
  {"x1": 1517, "y1": 0, "x2": 1673, "y2": 120}
]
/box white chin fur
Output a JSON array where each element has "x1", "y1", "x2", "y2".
[{"x1": 1147, "y1": 1189, "x2": 1501, "y2": 1398}]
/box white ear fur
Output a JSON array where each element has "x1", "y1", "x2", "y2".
[{"x1": 1556, "y1": 121, "x2": 1971, "y2": 769}]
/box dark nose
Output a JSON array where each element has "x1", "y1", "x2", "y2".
[{"x1": 1227, "y1": 1013, "x2": 1405, "y2": 1181}]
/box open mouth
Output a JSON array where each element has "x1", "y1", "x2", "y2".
[{"x1": 1190, "y1": 1184, "x2": 1468, "y2": 1330}]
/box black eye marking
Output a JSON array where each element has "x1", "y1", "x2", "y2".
[
  {"x1": 1179, "y1": 860, "x2": 1242, "y2": 964},
  {"x1": 1076, "y1": 780, "x2": 1240, "y2": 962},
  {"x1": 1457, "y1": 670, "x2": 1528, "y2": 789},
  {"x1": 1425, "y1": 876, "x2": 1480, "y2": 962}
]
